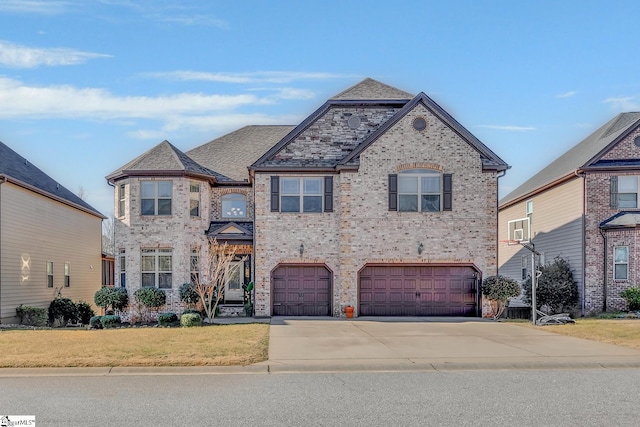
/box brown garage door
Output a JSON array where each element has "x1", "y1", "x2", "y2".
[
  {"x1": 359, "y1": 265, "x2": 478, "y2": 316},
  {"x1": 272, "y1": 265, "x2": 332, "y2": 316}
]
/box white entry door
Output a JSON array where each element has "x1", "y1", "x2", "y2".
[{"x1": 225, "y1": 261, "x2": 244, "y2": 302}]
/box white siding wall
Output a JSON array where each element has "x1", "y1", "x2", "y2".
[
  {"x1": 1, "y1": 182, "x2": 102, "y2": 323},
  {"x1": 498, "y1": 177, "x2": 584, "y2": 305}
]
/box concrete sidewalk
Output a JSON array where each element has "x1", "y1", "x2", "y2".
[{"x1": 262, "y1": 317, "x2": 640, "y2": 372}]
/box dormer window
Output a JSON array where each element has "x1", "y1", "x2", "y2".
[{"x1": 222, "y1": 193, "x2": 247, "y2": 218}]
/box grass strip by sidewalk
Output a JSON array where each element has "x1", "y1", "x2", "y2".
[
  {"x1": 519, "y1": 318, "x2": 640, "y2": 350},
  {"x1": 0, "y1": 324, "x2": 269, "y2": 368}
]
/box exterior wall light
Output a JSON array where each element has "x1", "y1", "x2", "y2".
[
  {"x1": 299, "y1": 243, "x2": 304, "y2": 258},
  {"x1": 418, "y1": 242, "x2": 424, "y2": 255}
]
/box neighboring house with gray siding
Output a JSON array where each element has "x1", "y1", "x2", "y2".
[
  {"x1": 108, "y1": 78, "x2": 508, "y2": 318},
  {"x1": 0, "y1": 141, "x2": 104, "y2": 324},
  {"x1": 499, "y1": 112, "x2": 640, "y2": 314}
]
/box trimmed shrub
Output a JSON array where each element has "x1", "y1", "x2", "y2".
[
  {"x1": 482, "y1": 275, "x2": 522, "y2": 319},
  {"x1": 134, "y1": 288, "x2": 167, "y2": 309},
  {"x1": 48, "y1": 297, "x2": 78, "y2": 326},
  {"x1": 523, "y1": 257, "x2": 579, "y2": 314},
  {"x1": 89, "y1": 315, "x2": 103, "y2": 329},
  {"x1": 158, "y1": 312, "x2": 178, "y2": 327},
  {"x1": 101, "y1": 315, "x2": 121, "y2": 329},
  {"x1": 181, "y1": 313, "x2": 202, "y2": 327},
  {"x1": 111, "y1": 287, "x2": 129, "y2": 312},
  {"x1": 76, "y1": 301, "x2": 95, "y2": 325},
  {"x1": 94, "y1": 286, "x2": 112, "y2": 313},
  {"x1": 620, "y1": 287, "x2": 640, "y2": 311},
  {"x1": 15, "y1": 305, "x2": 47, "y2": 327},
  {"x1": 179, "y1": 283, "x2": 199, "y2": 307}
]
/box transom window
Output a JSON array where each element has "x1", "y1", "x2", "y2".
[
  {"x1": 398, "y1": 170, "x2": 441, "y2": 212},
  {"x1": 141, "y1": 181, "x2": 172, "y2": 216},
  {"x1": 281, "y1": 177, "x2": 323, "y2": 213},
  {"x1": 618, "y1": 176, "x2": 638, "y2": 208},
  {"x1": 614, "y1": 246, "x2": 629, "y2": 280},
  {"x1": 141, "y1": 248, "x2": 172, "y2": 289},
  {"x1": 222, "y1": 193, "x2": 247, "y2": 218}
]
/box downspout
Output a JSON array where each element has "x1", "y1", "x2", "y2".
[
  {"x1": 599, "y1": 227, "x2": 608, "y2": 313},
  {"x1": 0, "y1": 175, "x2": 6, "y2": 323},
  {"x1": 494, "y1": 169, "x2": 507, "y2": 317},
  {"x1": 576, "y1": 168, "x2": 586, "y2": 316}
]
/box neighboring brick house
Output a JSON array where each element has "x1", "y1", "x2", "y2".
[
  {"x1": 0, "y1": 141, "x2": 104, "y2": 323},
  {"x1": 108, "y1": 78, "x2": 508, "y2": 318},
  {"x1": 499, "y1": 112, "x2": 640, "y2": 314}
]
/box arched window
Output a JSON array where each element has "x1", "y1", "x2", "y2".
[{"x1": 222, "y1": 193, "x2": 247, "y2": 218}]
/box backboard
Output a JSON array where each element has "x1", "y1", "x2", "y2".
[{"x1": 507, "y1": 217, "x2": 530, "y2": 245}]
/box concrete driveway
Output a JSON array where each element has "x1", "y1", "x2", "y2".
[{"x1": 265, "y1": 317, "x2": 640, "y2": 372}]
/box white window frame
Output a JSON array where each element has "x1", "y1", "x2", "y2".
[
  {"x1": 280, "y1": 177, "x2": 323, "y2": 213},
  {"x1": 618, "y1": 176, "x2": 638, "y2": 208},
  {"x1": 526, "y1": 200, "x2": 533, "y2": 225},
  {"x1": 119, "y1": 249, "x2": 126, "y2": 288},
  {"x1": 190, "y1": 247, "x2": 199, "y2": 285},
  {"x1": 222, "y1": 193, "x2": 247, "y2": 218},
  {"x1": 614, "y1": 246, "x2": 629, "y2": 281},
  {"x1": 398, "y1": 170, "x2": 442, "y2": 212},
  {"x1": 118, "y1": 184, "x2": 126, "y2": 217},
  {"x1": 141, "y1": 248, "x2": 172, "y2": 289},
  {"x1": 140, "y1": 181, "x2": 172, "y2": 216},
  {"x1": 47, "y1": 261, "x2": 53, "y2": 288},
  {"x1": 190, "y1": 182, "x2": 200, "y2": 217},
  {"x1": 64, "y1": 262, "x2": 70, "y2": 287}
]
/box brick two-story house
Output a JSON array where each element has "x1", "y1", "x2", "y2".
[
  {"x1": 499, "y1": 112, "x2": 640, "y2": 314},
  {"x1": 108, "y1": 78, "x2": 508, "y2": 318}
]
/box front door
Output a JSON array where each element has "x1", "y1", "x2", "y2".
[{"x1": 225, "y1": 261, "x2": 244, "y2": 302}]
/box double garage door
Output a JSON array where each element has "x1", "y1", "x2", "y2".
[
  {"x1": 359, "y1": 265, "x2": 478, "y2": 316},
  {"x1": 271, "y1": 264, "x2": 478, "y2": 317}
]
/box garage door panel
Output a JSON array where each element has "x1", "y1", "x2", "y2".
[
  {"x1": 272, "y1": 265, "x2": 332, "y2": 316},
  {"x1": 359, "y1": 265, "x2": 478, "y2": 316}
]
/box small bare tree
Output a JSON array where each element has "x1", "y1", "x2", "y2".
[{"x1": 193, "y1": 239, "x2": 246, "y2": 323}]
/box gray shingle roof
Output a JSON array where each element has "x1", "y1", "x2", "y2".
[
  {"x1": 106, "y1": 140, "x2": 231, "y2": 182},
  {"x1": 187, "y1": 125, "x2": 296, "y2": 181},
  {"x1": 500, "y1": 113, "x2": 640, "y2": 207},
  {"x1": 331, "y1": 78, "x2": 413, "y2": 100},
  {"x1": 0, "y1": 140, "x2": 104, "y2": 217}
]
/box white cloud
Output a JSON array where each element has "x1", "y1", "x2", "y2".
[
  {"x1": 0, "y1": 77, "x2": 272, "y2": 119},
  {"x1": 604, "y1": 96, "x2": 640, "y2": 111},
  {"x1": 147, "y1": 70, "x2": 356, "y2": 84},
  {"x1": 556, "y1": 91, "x2": 577, "y2": 99},
  {"x1": 0, "y1": 0, "x2": 71, "y2": 14},
  {"x1": 97, "y1": 0, "x2": 229, "y2": 28},
  {"x1": 477, "y1": 125, "x2": 536, "y2": 132},
  {"x1": 0, "y1": 40, "x2": 111, "y2": 68}
]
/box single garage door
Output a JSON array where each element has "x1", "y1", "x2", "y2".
[
  {"x1": 272, "y1": 265, "x2": 332, "y2": 316},
  {"x1": 359, "y1": 265, "x2": 478, "y2": 316}
]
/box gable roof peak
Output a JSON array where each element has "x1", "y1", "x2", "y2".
[{"x1": 330, "y1": 78, "x2": 413, "y2": 100}]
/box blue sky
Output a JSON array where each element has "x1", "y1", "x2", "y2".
[{"x1": 2, "y1": 0, "x2": 640, "y2": 218}]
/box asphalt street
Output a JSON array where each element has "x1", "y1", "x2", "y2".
[{"x1": 2, "y1": 369, "x2": 640, "y2": 426}]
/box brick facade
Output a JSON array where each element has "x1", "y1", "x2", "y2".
[{"x1": 254, "y1": 103, "x2": 499, "y2": 317}]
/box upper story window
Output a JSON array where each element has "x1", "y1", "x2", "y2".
[
  {"x1": 141, "y1": 248, "x2": 172, "y2": 289},
  {"x1": 526, "y1": 200, "x2": 533, "y2": 225},
  {"x1": 389, "y1": 170, "x2": 452, "y2": 212},
  {"x1": 270, "y1": 176, "x2": 333, "y2": 213},
  {"x1": 141, "y1": 181, "x2": 172, "y2": 216},
  {"x1": 222, "y1": 193, "x2": 247, "y2": 218},
  {"x1": 190, "y1": 183, "x2": 200, "y2": 217},
  {"x1": 614, "y1": 246, "x2": 629, "y2": 280},
  {"x1": 118, "y1": 184, "x2": 126, "y2": 217},
  {"x1": 617, "y1": 176, "x2": 638, "y2": 208}
]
